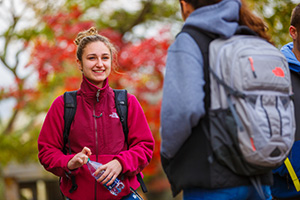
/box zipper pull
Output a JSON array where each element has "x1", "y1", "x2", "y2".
[
  {"x1": 248, "y1": 57, "x2": 257, "y2": 78},
  {"x1": 96, "y1": 90, "x2": 100, "y2": 102},
  {"x1": 93, "y1": 113, "x2": 102, "y2": 118}
]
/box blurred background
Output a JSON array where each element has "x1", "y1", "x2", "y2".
[{"x1": 0, "y1": 0, "x2": 299, "y2": 199}]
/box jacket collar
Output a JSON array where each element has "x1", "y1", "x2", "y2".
[
  {"x1": 281, "y1": 42, "x2": 300, "y2": 73},
  {"x1": 79, "y1": 75, "x2": 109, "y2": 102}
]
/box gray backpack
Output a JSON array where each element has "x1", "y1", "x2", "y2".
[
  {"x1": 209, "y1": 34, "x2": 295, "y2": 176},
  {"x1": 183, "y1": 26, "x2": 295, "y2": 177}
]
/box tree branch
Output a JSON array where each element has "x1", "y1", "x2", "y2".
[
  {"x1": 121, "y1": 0, "x2": 154, "y2": 34},
  {"x1": 2, "y1": 109, "x2": 19, "y2": 135},
  {"x1": 0, "y1": 2, "x2": 26, "y2": 135},
  {"x1": 14, "y1": 47, "x2": 26, "y2": 71}
]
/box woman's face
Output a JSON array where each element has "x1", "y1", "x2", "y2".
[{"x1": 77, "y1": 41, "x2": 112, "y2": 88}]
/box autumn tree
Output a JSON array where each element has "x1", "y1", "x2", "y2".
[{"x1": 0, "y1": 0, "x2": 44, "y2": 164}]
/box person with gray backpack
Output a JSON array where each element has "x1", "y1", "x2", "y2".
[
  {"x1": 271, "y1": 4, "x2": 300, "y2": 199},
  {"x1": 160, "y1": 0, "x2": 295, "y2": 199}
]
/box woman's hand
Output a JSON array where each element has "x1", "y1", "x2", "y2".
[
  {"x1": 95, "y1": 159, "x2": 123, "y2": 186},
  {"x1": 67, "y1": 147, "x2": 91, "y2": 170}
]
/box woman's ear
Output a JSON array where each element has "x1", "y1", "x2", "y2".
[{"x1": 76, "y1": 59, "x2": 83, "y2": 72}]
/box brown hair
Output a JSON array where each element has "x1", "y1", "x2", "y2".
[
  {"x1": 181, "y1": 0, "x2": 273, "y2": 43},
  {"x1": 291, "y1": 4, "x2": 300, "y2": 29},
  {"x1": 239, "y1": 0, "x2": 272, "y2": 43},
  {"x1": 74, "y1": 27, "x2": 118, "y2": 67},
  {"x1": 180, "y1": 0, "x2": 221, "y2": 9}
]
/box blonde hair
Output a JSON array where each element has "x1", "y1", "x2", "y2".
[{"x1": 74, "y1": 27, "x2": 118, "y2": 66}]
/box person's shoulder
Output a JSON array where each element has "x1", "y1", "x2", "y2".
[
  {"x1": 280, "y1": 42, "x2": 293, "y2": 52},
  {"x1": 126, "y1": 92, "x2": 142, "y2": 108},
  {"x1": 50, "y1": 94, "x2": 64, "y2": 109},
  {"x1": 126, "y1": 92, "x2": 136, "y2": 102},
  {"x1": 44, "y1": 94, "x2": 64, "y2": 117},
  {"x1": 171, "y1": 32, "x2": 198, "y2": 50},
  {"x1": 169, "y1": 31, "x2": 203, "y2": 60}
]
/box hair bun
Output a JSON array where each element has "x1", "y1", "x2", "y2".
[{"x1": 74, "y1": 27, "x2": 98, "y2": 45}]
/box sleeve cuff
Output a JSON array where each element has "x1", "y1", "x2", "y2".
[{"x1": 63, "y1": 155, "x2": 80, "y2": 177}]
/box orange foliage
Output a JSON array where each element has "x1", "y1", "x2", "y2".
[{"x1": 28, "y1": 5, "x2": 94, "y2": 83}]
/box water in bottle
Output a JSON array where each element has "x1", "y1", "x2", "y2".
[{"x1": 86, "y1": 158, "x2": 125, "y2": 196}]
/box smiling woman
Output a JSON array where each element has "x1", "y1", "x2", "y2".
[{"x1": 37, "y1": 26, "x2": 155, "y2": 200}]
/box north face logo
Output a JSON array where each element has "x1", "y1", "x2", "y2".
[
  {"x1": 272, "y1": 67, "x2": 285, "y2": 77},
  {"x1": 109, "y1": 112, "x2": 119, "y2": 119}
]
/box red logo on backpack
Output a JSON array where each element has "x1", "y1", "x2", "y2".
[{"x1": 272, "y1": 67, "x2": 285, "y2": 77}]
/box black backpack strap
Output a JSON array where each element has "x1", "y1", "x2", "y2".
[
  {"x1": 235, "y1": 25, "x2": 257, "y2": 36},
  {"x1": 136, "y1": 173, "x2": 148, "y2": 193},
  {"x1": 63, "y1": 91, "x2": 77, "y2": 155},
  {"x1": 63, "y1": 91, "x2": 78, "y2": 193},
  {"x1": 113, "y1": 89, "x2": 129, "y2": 141},
  {"x1": 113, "y1": 89, "x2": 148, "y2": 193},
  {"x1": 180, "y1": 25, "x2": 216, "y2": 116},
  {"x1": 182, "y1": 26, "x2": 247, "y2": 99}
]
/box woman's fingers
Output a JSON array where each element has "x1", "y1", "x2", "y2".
[
  {"x1": 81, "y1": 146, "x2": 91, "y2": 156},
  {"x1": 95, "y1": 163, "x2": 120, "y2": 186},
  {"x1": 105, "y1": 174, "x2": 118, "y2": 186},
  {"x1": 67, "y1": 147, "x2": 92, "y2": 170}
]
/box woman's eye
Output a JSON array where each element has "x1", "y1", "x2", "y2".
[
  {"x1": 88, "y1": 57, "x2": 96, "y2": 60},
  {"x1": 102, "y1": 56, "x2": 109, "y2": 60}
]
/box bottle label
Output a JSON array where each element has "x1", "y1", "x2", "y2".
[{"x1": 105, "y1": 178, "x2": 118, "y2": 190}]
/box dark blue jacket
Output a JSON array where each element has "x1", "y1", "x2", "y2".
[{"x1": 272, "y1": 42, "x2": 300, "y2": 198}]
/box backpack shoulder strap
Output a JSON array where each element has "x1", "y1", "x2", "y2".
[
  {"x1": 180, "y1": 25, "x2": 215, "y2": 115},
  {"x1": 63, "y1": 90, "x2": 78, "y2": 194},
  {"x1": 113, "y1": 89, "x2": 129, "y2": 141},
  {"x1": 182, "y1": 26, "x2": 246, "y2": 100},
  {"x1": 235, "y1": 25, "x2": 257, "y2": 36},
  {"x1": 63, "y1": 91, "x2": 77, "y2": 155},
  {"x1": 113, "y1": 89, "x2": 148, "y2": 193}
]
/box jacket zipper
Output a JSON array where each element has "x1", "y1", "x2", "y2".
[
  {"x1": 96, "y1": 89, "x2": 100, "y2": 102},
  {"x1": 93, "y1": 89, "x2": 101, "y2": 200},
  {"x1": 93, "y1": 107, "x2": 99, "y2": 160},
  {"x1": 94, "y1": 89, "x2": 101, "y2": 158},
  {"x1": 93, "y1": 105, "x2": 98, "y2": 200}
]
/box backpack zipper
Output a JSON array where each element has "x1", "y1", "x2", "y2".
[
  {"x1": 248, "y1": 57, "x2": 257, "y2": 78},
  {"x1": 231, "y1": 51, "x2": 286, "y2": 89},
  {"x1": 276, "y1": 96, "x2": 283, "y2": 136}
]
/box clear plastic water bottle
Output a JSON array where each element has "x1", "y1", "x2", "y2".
[{"x1": 86, "y1": 158, "x2": 125, "y2": 196}]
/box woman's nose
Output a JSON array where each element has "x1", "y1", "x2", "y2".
[{"x1": 97, "y1": 58, "x2": 104, "y2": 67}]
